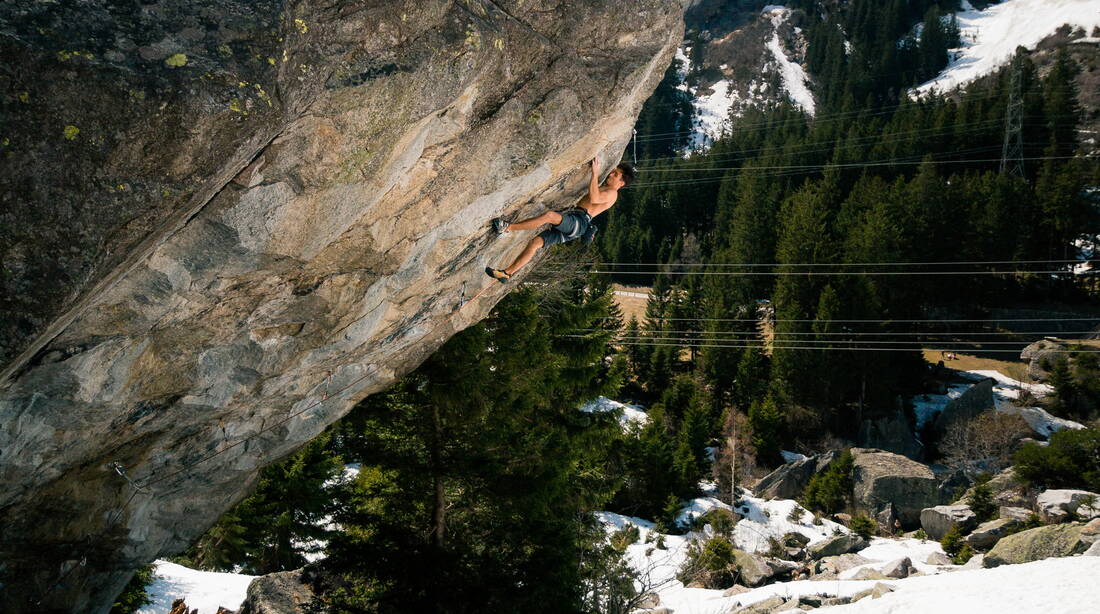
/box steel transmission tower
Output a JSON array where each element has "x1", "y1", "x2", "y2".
[{"x1": 1000, "y1": 56, "x2": 1025, "y2": 177}]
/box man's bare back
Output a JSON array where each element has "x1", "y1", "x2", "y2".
[{"x1": 484, "y1": 159, "x2": 637, "y2": 282}]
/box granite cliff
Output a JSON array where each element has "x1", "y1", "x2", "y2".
[{"x1": 0, "y1": 1, "x2": 683, "y2": 611}]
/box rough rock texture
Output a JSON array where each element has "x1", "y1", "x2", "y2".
[
  {"x1": 983, "y1": 523, "x2": 1090, "y2": 567},
  {"x1": 851, "y1": 448, "x2": 938, "y2": 527},
  {"x1": 931, "y1": 378, "x2": 995, "y2": 440},
  {"x1": 1000, "y1": 506, "x2": 1034, "y2": 522},
  {"x1": 0, "y1": 1, "x2": 684, "y2": 612},
  {"x1": 858, "y1": 404, "x2": 923, "y2": 460},
  {"x1": 1036, "y1": 489, "x2": 1100, "y2": 523},
  {"x1": 924, "y1": 552, "x2": 951, "y2": 566},
  {"x1": 814, "y1": 553, "x2": 871, "y2": 576},
  {"x1": 235, "y1": 569, "x2": 315, "y2": 614},
  {"x1": 1020, "y1": 339, "x2": 1065, "y2": 382},
  {"x1": 965, "y1": 518, "x2": 1021, "y2": 550},
  {"x1": 731, "y1": 549, "x2": 780, "y2": 587},
  {"x1": 920, "y1": 505, "x2": 978, "y2": 541},
  {"x1": 807, "y1": 534, "x2": 866, "y2": 560},
  {"x1": 879, "y1": 557, "x2": 913, "y2": 579},
  {"x1": 753, "y1": 450, "x2": 839, "y2": 500}
]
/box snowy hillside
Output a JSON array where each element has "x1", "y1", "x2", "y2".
[{"x1": 913, "y1": 0, "x2": 1100, "y2": 95}]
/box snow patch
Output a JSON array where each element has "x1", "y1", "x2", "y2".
[
  {"x1": 763, "y1": 6, "x2": 816, "y2": 115},
  {"x1": 913, "y1": 0, "x2": 1100, "y2": 95},
  {"x1": 137, "y1": 561, "x2": 255, "y2": 614},
  {"x1": 580, "y1": 396, "x2": 648, "y2": 429}
]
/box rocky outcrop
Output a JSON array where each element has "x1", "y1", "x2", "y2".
[
  {"x1": 931, "y1": 378, "x2": 995, "y2": 440},
  {"x1": 0, "y1": 1, "x2": 684, "y2": 611},
  {"x1": 857, "y1": 404, "x2": 923, "y2": 460},
  {"x1": 983, "y1": 523, "x2": 1091, "y2": 567},
  {"x1": 1036, "y1": 489, "x2": 1100, "y2": 523},
  {"x1": 754, "y1": 450, "x2": 839, "y2": 500},
  {"x1": 851, "y1": 449, "x2": 938, "y2": 527},
  {"x1": 1021, "y1": 339, "x2": 1066, "y2": 382},
  {"x1": 236, "y1": 569, "x2": 316, "y2": 614},
  {"x1": 920, "y1": 505, "x2": 977, "y2": 541}
]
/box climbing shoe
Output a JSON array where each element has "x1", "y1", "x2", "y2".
[
  {"x1": 485, "y1": 267, "x2": 511, "y2": 283},
  {"x1": 492, "y1": 217, "x2": 510, "y2": 235}
]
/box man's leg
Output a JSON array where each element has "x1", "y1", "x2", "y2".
[
  {"x1": 505, "y1": 236, "x2": 544, "y2": 275},
  {"x1": 503, "y1": 210, "x2": 562, "y2": 232}
]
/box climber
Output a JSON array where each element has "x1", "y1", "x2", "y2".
[{"x1": 484, "y1": 158, "x2": 635, "y2": 282}]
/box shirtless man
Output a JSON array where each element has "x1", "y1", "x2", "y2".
[{"x1": 485, "y1": 159, "x2": 635, "y2": 282}]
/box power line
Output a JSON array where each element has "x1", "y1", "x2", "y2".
[
  {"x1": 570, "y1": 337, "x2": 1100, "y2": 353},
  {"x1": 565, "y1": 328, "x2": 1099, "y2": 337},
  {"x1": 550, "y1": 269, "x2": 1079, "y2": 276},
  {"x1": 575, "y1": 259, "x2": 1087, "y2": 268},
  {"x1": 604, "y1": 316, "x2": 1100, "y2": 323},
  {"x1": 598, "y1": 335, "x2": 1075, "y2": 346}
]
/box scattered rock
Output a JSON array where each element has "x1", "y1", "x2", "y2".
[
  {"x1": 820, "y1": 596, "x2": 852, "y2": 607},
  {"x1": 736, "y1": 594, "x2": 787, "y2": 613},
  {"x1": 984, "y1": 523, "x2": 1090, "y2": 567},
  {"x1": 965, "y1": 518, "x2": 1021, "y2": 550},
  {"x1": 833, "y1": 513, "x2": 853, "y2": 526},
  {"x1": 920, "y1": 505, "x2": 978, "y2": 540},
  {"x1": 850, "y1": 568, "x2": 889, "y2": 581},
  {"x1": 925, "y1": 552, "x2": 951, "y2": 565},
  {"x1": 807, "y1": 534, "x2": 867, "y2": 559},
  {"x1": 755, "y1": 451, "x2": 840, "y2": 500},
  {"x1": 871, "y1": 582, "x2": 896, "y2": 598},
  {"x1": 797, "y1": 595, "x2": 823, "y2": 608},
  {"x1": 732, "y1": 549, "x2": 780, "y2": 587},
  {"x1": 851, "y1": 449, "x2": 939, "y2": 527},
  {"x1": 879, "y1": 557, "x2": 913, "y2": 579},
  {"x1": 723, "y1": 584, "x2": 752, "y2": 597},
  {"x1": 1036, "y1": 489, "x2": 1100, "y2": 523},
  {"x1": 961, "y1": 554, "x2": 985, "y2": 569},
  {"x1": 850, "y1": 588, "x2": 873, "y2": 602},
  {"x1": 815, "y1": 553, "x2": 871, "y2": 575}
]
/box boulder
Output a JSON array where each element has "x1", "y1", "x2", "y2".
[
  {"x1": 984, "y1": 523, "x2": 1090, "y2": 567},
  {"x1": 1085, "y1": 541, "x2": 1100, "y2": 557},
  {"x1": 732, "y1": 548, "x2": 780, "y2": 587},
  {"x1": 957, "y1": 468, "x2": 1031, "y2": 509},
  {"x1": 1081, "y1": 518, "x2": 1100, "y2": 544},
  {"x1": 879, "y1": 557, "x2": 913, "y2": 579},
  {"x1": 965, "y1": 518, "x2": 1021, "y2": 550},
  {"x1": 1021, "y1": 339, "x2": 1066, "y2": 382},
  {"x1": 858, "y1": 403, "x2": 923, "y2": 460},
  {"x1": 920, "y1": 505, "x2": 978, "y2": 541},
  {"x1": 851, "y1": 449, "x2": 938, "y2": 527},
  {"x1": 807, "y1": 534, "x2": 867, "y2": 559},
  {"x1": 961, "y1": 554, "x2": 985, "y2": 569},
  {"x1": 821, "y1": 596, "x2": 853, "y2": 607},
  {"x1": 934, "y1": 466, "x2": 972, "y2": 506},
  {"x1": 754, "y1": 451, "x2": 840, "y2": 500},
  {"x1": 723, "y1": 584, "x2": 752, "y2": 597},
  {"x1": 816, "y1": 553, "x2": 872, "y2": 575},
  {"x1": 872, "y1": 582, "x2": 897, "y2": 598},
  {"x1": 1036, "y1": 489, "x2": 1100, "y2": 523},
  {"x1": 236, "y1": 569, "x2": 316, "y2": 614},
  {"x1": 849, "y1": 568, "x2": 888, "y2": 581},
  {"x1": 925, "y1": 552, "x2": 952, "y2": 565},
  {"x1": 931, "y1": 378, "x2": 996, "y2": 440},
  {"x1": 736, "y1": 595, "x2": 787, "y2": 613}
]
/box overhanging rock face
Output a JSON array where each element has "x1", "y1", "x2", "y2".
[{"x1": 0, "y1": 1, "x2": 683, "y2": 611}]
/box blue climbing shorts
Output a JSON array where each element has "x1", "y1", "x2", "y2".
[{"x1": 538, "y1": 210, "x2": 591, "y2": 248}]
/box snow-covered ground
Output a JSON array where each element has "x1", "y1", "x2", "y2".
[
  {"x1": 599, "y1": 487, "x2": 1100, "y2": 614},
  {"x1": 910, "y1": 368, "x2": 1082, "y2": 437},
  {"x1": 580, "y1": 396, "x2": 648, "y2": 429},
  {"x1": 913, "y1": 0, "x2": 1100, "y2": 95},
  {"x1": 137, "y1": 561, "x2": 254, "y2": 614},
  {"x1": 763, "y1": 6, "x2": 816, "y2": 116}
]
